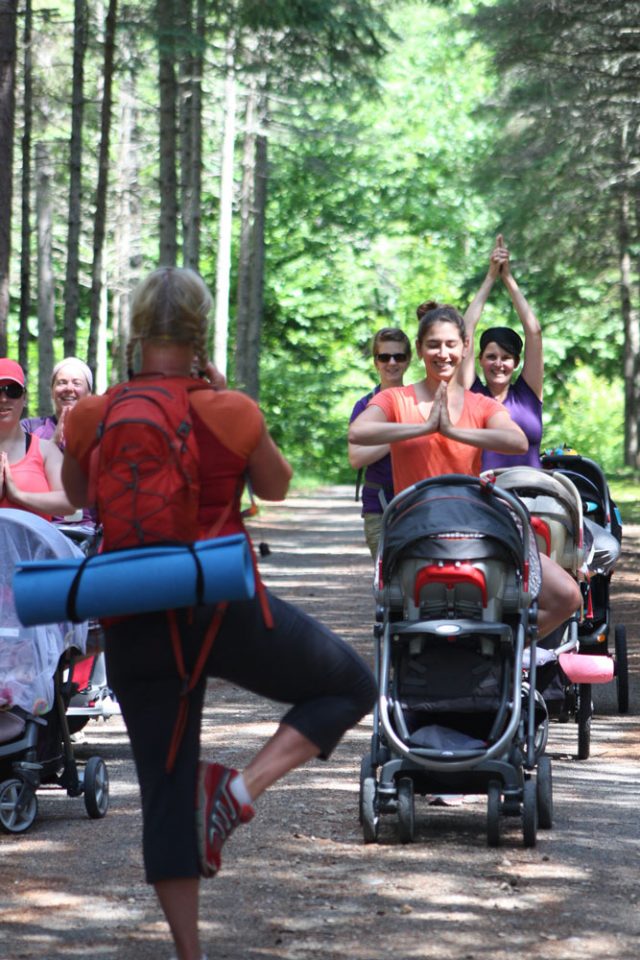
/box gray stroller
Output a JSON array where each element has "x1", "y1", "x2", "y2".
[
  {"x1": 360, "y1": 475, "x2": 551, "y2": 848},
  {"x1": 0, "y1": 509, "x2": 109, "y2": 833}
]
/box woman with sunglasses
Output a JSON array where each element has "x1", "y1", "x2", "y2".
[
  {"x1": 0, "y1": 359, "x2": 75, "y2": 519},
  {"x1": 348, "y1": 328, "x2": 411, "y2": 557}
]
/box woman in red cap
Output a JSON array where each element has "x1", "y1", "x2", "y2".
[
  {"x1": 0, "y1": 359, "x2": 75, "y2": 518},
  {"x1": 460, "y1": 235, "x2": 543, "y2": 470}
]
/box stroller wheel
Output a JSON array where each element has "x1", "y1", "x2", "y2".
[
  {"x1": 396, "y1": 777, "x2": 415, "y2": 844},
  {"x1": 577, "y1": 684, "x2": 592, "y2": 760},
  {"x1": 487, "y1": 781, "x2": 501, "y2": 847},
  {"x1": 533, "y1": 690, "x2": 549, "y2": 760},
  {"x1": 615, "y1": 625, "x2": 629, "y2": 715},
  {"x1": 361, "y1": 777, "x2": 379, "y2": 844},
  {"x1": 522, "y1": 779, "x2": 537, "y2": 848},
  {"x1": 536, "y1": 756, "x2": 553, "y2": 829},
  {"x1": 358, "y1": 755, "x2": 376, "y2": 825},
  {"x1": 82, "y1": 757, "x2": 109, "y2": 819},
  {"x1": 0, "y1": 778, "x2": 38, "y2": 834}
]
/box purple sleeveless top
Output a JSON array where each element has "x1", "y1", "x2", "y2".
[
  {"x1": 471, "y1": 374, "x2": 543, "y2": 470},
  {"x1": 349, "y1": 385, "x2": 394, "y2": 516}
]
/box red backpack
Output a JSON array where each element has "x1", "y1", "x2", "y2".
[
  {"x1": 95, "y1": 376, "x2": 210, "y2": 551},
  {"x1": 93, "y1": 374, "x2": 272, "y2": 774}
]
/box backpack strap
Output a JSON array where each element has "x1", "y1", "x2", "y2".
[
  {"x1": 165, "y1": 602, "x2": 228, "y2": 774},
  {"x1": 353, "y1": 387, "x2": 377, "y2": 503},
  {"x1": 355, "y1": 467, "x2": 363, "y2": 503},
  {"x1": 164, "y1": 477, "x2": 273, "y2": 773}
]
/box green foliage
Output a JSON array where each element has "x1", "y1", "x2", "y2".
[
  {"x1": 9, "y1": 0, "x2": 632, "y2": 479},
  {"x1": 255, "y1": 1, "x2": 503, "y2": 477},
  {"x1": 541, "y1": 363, "x2": 624, "y2": 475},
  {"x1": 459, "y1": 0, "x2": 633, "y2": 473},
  {"x1": 609, "y1": 474, "x2": 640, "y2": 527}
]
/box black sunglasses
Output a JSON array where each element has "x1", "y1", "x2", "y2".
[
  {"x1": 376, "y1": 352, "x2": 407, "y2": 363},
  {"x1": 0, "y1": 383, "x2": 25, "y2": 399}
]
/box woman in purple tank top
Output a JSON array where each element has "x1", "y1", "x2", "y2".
[{"x1": 460, "y1": 235, "x2": 543, "y2": 470}]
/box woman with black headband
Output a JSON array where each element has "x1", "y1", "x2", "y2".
[{"x1": 460, "y1": 234, "x2": 543, "y2": 470}]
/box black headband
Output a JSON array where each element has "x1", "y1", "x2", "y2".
[{"x1": 479, "y1": 326, "x2": 523, "y2": 357}]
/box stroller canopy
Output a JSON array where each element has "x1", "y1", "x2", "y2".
[
  {"x1": 0, "y1": 509, "x2": 87, "y2": 715},
  {"x1": 381, "y1": 478, "x2": 526, "y2": 581}
]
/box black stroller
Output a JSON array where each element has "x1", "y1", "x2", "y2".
[
  {"x1": 360, "y1": 475, "x2": 551, "y2": 849},
  {"x1": 0, "y1": 509, "x2": 110, "y2": 833},
  {"x1": 541, "y1": 452, "x2": 627, "y2": 714}
]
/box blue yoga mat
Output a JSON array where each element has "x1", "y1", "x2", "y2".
[{"x1": 13, "y1": 534, "x2": 255, "y2": 626}]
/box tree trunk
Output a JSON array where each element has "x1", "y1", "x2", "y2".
[
  {"x1": 246, "y1": 92, "x2": 268, "y2": 400},
  {"x1": 157, "y1": 0, "x2": 178, "y2": 266},
  {"x1": 113, "y1": 73, "x2": 141, "y2": 381},
  {"x1": 616, "y1": 124, "x2": 640, "y2": 469},
  {"x1": 179, "y1": 0, "x2": 204, "y2": 271},
  {"x1": 0, "y1": 0, "x2": 17, "y2": 355},
  {"x1": 234, "y1": 82, "x2": 257, "y2": 394},
  {"x1": 63, "y1": 0, "x2": 87, "y2": 357},
  {"x1": 630, "y1": 190, "x2": 640, "y2": 470},
  {"x1": 235, "y1": 83, "x2": 268, "y2": 400},
  {"x1": 618, "y1": 191, "x2": 634, "y2": 466},
  {"x1": 18, "y1": 0, "x2": 32, "y2": 372},
  {"x1": 36, "y1": 143, "x2": 55, "y2": 416},
  {"x1": 88, "y1": 0, "x2": 118, "y2": 375},
  {"x1": 213, "y1": 42, "x2": 237, "y2": 377}
]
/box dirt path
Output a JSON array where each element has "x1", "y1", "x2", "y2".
[{"x1": 2, "y1": 486, "x2": 639, "y2": 960}]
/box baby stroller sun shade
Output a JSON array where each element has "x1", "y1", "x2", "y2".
[{"x1": 381, "y1": 481, "x2": 526, "y2": 582}]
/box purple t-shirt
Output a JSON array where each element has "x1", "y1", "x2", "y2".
[
  {"x1": 471, "y1": 374, "x2": 543, "y2": 470},
  {"x1": 349, "y1": 386, "x2": 394, "y2": 516},
  {"x1": 21, "y1": 415, "x2": 58, "y2": 440}
]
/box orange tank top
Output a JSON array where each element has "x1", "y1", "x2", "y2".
[{"x1": 0, "y1": 435, "x2": 52, "y2": 519}]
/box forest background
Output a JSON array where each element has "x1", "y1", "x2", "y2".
[{"x1": 1, "y1": 0, "x2": 639, "y2": 504}]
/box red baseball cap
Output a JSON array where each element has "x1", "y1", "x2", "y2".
[{"x1": 0, "y1": 358, "x2": 26, "y2": 386}]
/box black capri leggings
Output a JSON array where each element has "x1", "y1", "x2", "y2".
[{"x1": 105, "y1": 590, "x2": 377, "y2": 883}]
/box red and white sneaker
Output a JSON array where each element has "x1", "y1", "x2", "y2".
[{"x1": 196, "y1": 762, "x2": 255, "y2": 878}]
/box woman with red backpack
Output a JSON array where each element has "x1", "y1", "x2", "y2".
[{"x1": 61, "y1": 267, "x2": 376, "y2": 960}]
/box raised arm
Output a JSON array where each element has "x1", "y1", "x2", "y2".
[
  {"x1": 460, "y1": 234, "x2": 508, "y2": 388},
  {"x1": 247, "y1": 423, "x2": 293, "y2": 502},
  {"x1": 500, "y1": 258, "x2": 543, "y2": 400}
]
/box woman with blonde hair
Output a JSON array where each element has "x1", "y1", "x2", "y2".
[
  {"x1": 22, "y1": 356, "x2": 93, "y2": 448},
  {"x1": 62, "y1": 266, "x2": 376, "y2": 960}
]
